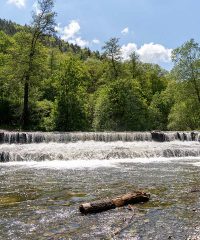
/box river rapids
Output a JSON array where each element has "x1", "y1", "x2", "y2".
[{"x1": 0, "y1": 131, "x2": 200, "y2": 239}]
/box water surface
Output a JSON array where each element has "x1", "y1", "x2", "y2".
[{"x1": 0, "y1": 133, "x2": 199, "y2": 239}]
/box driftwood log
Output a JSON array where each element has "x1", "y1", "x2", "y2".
[{"x1": 79, "y1": 191, "x2": 150, "y2": 214}]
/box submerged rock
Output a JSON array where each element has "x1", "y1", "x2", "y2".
[
  {"x1": 151, "y1": 131, "x2": 166, "y2": 142},
  {"x1": 191, "y1": 132, "x2": 198, "y2": 141},
  {"x1": 0, "y1": 152, "x2": 10, "y2": 162},
  {"x1": 0, "y1": 132, "x2": 4, "y2": 143}
]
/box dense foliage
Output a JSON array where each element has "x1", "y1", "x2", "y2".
[{"x1": 0, "y1": 10, "x2": 199, "y2": 131}]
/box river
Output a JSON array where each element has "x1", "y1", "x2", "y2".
[{"x1": 0, "y1": 131, "x2": 200, "y2": 239}]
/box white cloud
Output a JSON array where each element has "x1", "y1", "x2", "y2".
[
  {"x1": 55, "y1": 20, "x2": 81, "y2": 41},
  {"x1": 121, "y1": 27, "x2": 129, "y2": 35},
  {"x1": 7, "y1": 0, "x2": 26, "y2": 8},
  {"x1": 69, "y1": 37, "x2": 89, "y2": 48},
  {"x1": 92, "y1": 39, "x2": 100, "y2": 44},
  {"x1": 60, "y1": 20, "x2": 80, "y2": 41},
  {"x1": 137, "y1": 43, "x2": 172, "y2": 64},
  {"x1": 121, "y1": 43, "x2": 137, "y2": 60},
  {"x1": 121, "y1": 42, "x2": 172, "y2": 64},
  {"x1": 54, "y1": 24, "x2": 62, "y2": 33},
  {"x1": 55, "y1": 20, "x2": 90, "y2": 48}
]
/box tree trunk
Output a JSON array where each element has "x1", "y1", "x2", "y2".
[
  {"x1": 79, "y1": 191, "x2": 150, "y2": 214},
  {"x1": 21, "y1": 43, "x2": 36, "y2": 130},
  {"x1": 21, "y1": 78, "x2": 29, "y2": 129}
]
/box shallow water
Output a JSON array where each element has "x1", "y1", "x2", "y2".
[{"x1": 0, "y1": 139, "x2": 200, "y2": 239}]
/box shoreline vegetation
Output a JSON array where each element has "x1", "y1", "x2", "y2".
[{"x1": 0, "y1": 0, "x2": 200, "y2": 132}]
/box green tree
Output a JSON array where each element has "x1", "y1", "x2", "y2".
[
  {"x1": 167, "y1": 76, "x2": 200, "y2": 130},
  {"x1": 168, "y1": 98, "x2": 200, "y2": 130},
  {"x1": 167, "y1": 39, "x2": 200, "y2": 130},
  {"x1": 172, "y1": 39, "x2": 200, "y2": 105},
  {"x1": 148, "y1": 86, "x2": 174, "y2": 130},
  {"x1": 53, "y1": 55, "x2": 89, "y2": 131},
  {"x1": 93, "y1": 79, "x2": 148, "y2": 131},
  {"x1": 102, "y1": 37, "x2": 121, "y2": 78},
  {"x1": 8, "y1": 31, "x2": 50, "y2": 126},
  {"x1": 0, "y1": 31, "x2": 20, "y2": 127},
  {"x1": 136, "y1": 64, "x2": 167, "y2": 104},
  {"x1": 21, "y1": 0, "x2": 56, "y2": 129},
  {"x1": 0, "y1": 31, "x2": 13, "y2": 100},
  {"x1": 129, "y1": 51, "x2": 140, "y2": 78}
]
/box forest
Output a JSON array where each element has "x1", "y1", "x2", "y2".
[{"x1": 0, "y1": 1, "x2": 200, "y2": 131}]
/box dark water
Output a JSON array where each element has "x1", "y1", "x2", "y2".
[{"x1": 0, "y1": 158, "x2": 200, "y2": 240}]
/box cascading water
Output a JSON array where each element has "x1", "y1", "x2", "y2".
[
  {"x1": 0, "y1": 131, "x2": 200, "y2": 163},
  {"x1": 1, "y1": 140, "x2": 200, "y2": 163},
  {"x1": 0, "y1": 131, "x2": 200, "y2": 144},
  {"x1": 0, "y1": 131, "x2": 200, "y2": 239}
]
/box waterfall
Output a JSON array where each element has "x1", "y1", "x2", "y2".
[
  {"x1": 0, "y1": 131, "x2": 199, "y2": 162},
  {"x1": 0, "y1": 131, "x2": 199, "y2": 144},
  {"x1": 0, "y1": 140, "x2": 200, "y2": 162}
]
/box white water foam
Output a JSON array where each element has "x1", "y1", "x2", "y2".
[
  {"x1": 1, "y1": 157, "x2": 200, "y2": 170},
  {"x1": 1, "y1": 131, "x2": 200, "y2": 144},
  {"x1": 190, "y1": 162, "x2": 200, "y2": 167},
  {"x1": 0, "y1": 141, "x2": 200, "y2": 162}
]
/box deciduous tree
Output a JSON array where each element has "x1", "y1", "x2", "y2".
[{"x1": 21, "y1": 0, "x2": 56, "y2": 129}]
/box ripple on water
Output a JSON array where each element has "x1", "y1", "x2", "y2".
[{"x1": 0, "y1": 145, "x2": 200, "y2": 239}]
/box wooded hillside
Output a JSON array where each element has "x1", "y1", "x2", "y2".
[{"x1": 0, "y1": 15, "x2": 199, "y2": 131}]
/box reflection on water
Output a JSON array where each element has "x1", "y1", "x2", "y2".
[{"x1": 0, "y1": 158, "x2": 200, "y2": 239}]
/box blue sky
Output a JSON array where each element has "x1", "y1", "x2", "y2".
[{"x1": 1, "y1": 0, "x2": 200, "y2": 69}]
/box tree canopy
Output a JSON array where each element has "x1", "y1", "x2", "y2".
[{"x1": 0, "y1": 13, "x2": 199, "y2": 131}]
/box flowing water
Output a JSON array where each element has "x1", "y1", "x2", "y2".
[{"x1": 0, "y1": 131, "x2": 200, "y2": 240}]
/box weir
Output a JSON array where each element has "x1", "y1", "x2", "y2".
[
  {"x1": 0, "y1": 131, "x2": 200, "y2": 144},
  {"x1": 0, "y1": 131, "x2": 200, "y2": 162}
]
